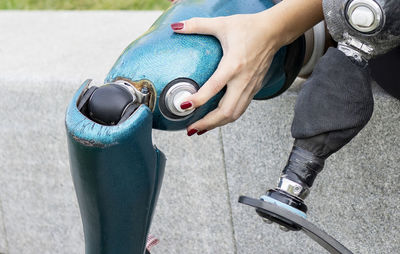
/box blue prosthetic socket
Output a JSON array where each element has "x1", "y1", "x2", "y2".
[
  {"x1": 65, "y1": 0, "x2": 306, "y2": 253},
  {"x1": 66, "y1": 81, "x2": 166, "y2": 254}
]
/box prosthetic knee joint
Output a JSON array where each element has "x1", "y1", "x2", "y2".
[{"x1": 65, "y1": 0, "x2": 313, "y2": 253}]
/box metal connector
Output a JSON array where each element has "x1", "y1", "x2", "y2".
[{"x1": 277, "y1": 177, "x2": 310, "y2": 200}]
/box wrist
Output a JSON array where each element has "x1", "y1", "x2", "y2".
[
  {"x1": 258, "y1": 0, "x2": 324, "y2": 47},
  {"x1": 252, "y1": 11, "x2": 287, "y2": 52}
]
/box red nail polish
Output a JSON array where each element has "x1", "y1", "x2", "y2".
[
  {"x1": 197, "y1": 130, "x2": 208, "y2": 136},
  {"x1": 171, "y1": 22, "x2": 184, "y2": 30},
  {"x1": 180, "y1": 101, "x2": 192, "y2": 110},
  {"x1": 187, "y1": 129, "x2": 198, "y2": 136}
]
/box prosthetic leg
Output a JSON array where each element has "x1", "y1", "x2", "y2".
[
  {"x1": 240, "y1": 1, "x2": 400, "y2": 253},
  {"x1": 65, "y1": 0, "x2": 313, "y2": 253}
]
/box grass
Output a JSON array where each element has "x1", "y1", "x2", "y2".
[{"x1": 0, "y1": 0, "x2": 171, "y2": 10}]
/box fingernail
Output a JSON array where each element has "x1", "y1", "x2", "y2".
[
  {"x1": 180, "y1": 101, "x2": 193, "y2": 110},
  {"x1": 171, "y1": 22, "x2": 184, "y2": 30},
  {"x1": 197, "y1": 130, "x2": 208, "y2": 136},
  {"x1": 187, "y1": 129, "x2": 198, "y2": 136}
]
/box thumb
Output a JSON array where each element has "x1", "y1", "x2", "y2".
[{"x1": 171, "y1": 17, "x2": 223, "y2": 36}]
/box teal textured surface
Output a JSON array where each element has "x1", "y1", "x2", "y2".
[
  {"x1": 66, "y1": 80, "x2": 166, "y2": 254},
  {"x1": 105, "y1": 0, "x2": 290, "y2": 130}
]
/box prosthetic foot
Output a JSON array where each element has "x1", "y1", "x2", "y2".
[
  {"x1": 65, "y1": 0, "x2": 314, "y2": 253},
  {"x1": 240, "y1": 0, "x2": 400, "y2": 253}
]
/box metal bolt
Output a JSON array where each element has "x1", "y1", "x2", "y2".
[
  {"x1": 351, "y1": 6, "x2": 375, "y2": 28},
  {"x1": 279, "y1": 225, "x2": 290, "y2": 232},
  {"x1": 165, "y1": 82, "x2": 197, "y2": 117},
  {"x1": 293, "y1": 185, "x2": 302, "y2": 195},
  {"x1": 346, "y1": 0, "x2": 382, "y2": 33},
  {"x1": 141, "y1": 86, "x2": 149, "y2": 94},
  {"x1": 262, "y1": 218, "x2": 273, "y2": 224}
]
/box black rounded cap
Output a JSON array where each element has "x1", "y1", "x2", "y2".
[{"x1": 88, "y1": 84, "x2": 133, "y2": 125}]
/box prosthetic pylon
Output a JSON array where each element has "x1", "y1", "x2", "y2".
[{"x1": 240, "y1": 0, "x2": 400, "y2": 253}]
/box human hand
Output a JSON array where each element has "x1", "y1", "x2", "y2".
[{"x1": 171, "y1": 12, "x2": 284, "y2": 136}]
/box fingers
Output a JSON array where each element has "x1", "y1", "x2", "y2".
[
  {"x1": 187, "y1": 77, "x2": 258, "y2": 136},
  {"x1": 171, "y1": 17, "x2": 234, "y2": 111},
  {"x1": 168, "y1": 0, "x2": 180, "y2": 3},
  {"x1": 186, "y1": 79, "x2": 247, "y2": 134},
  {"x1": 171, "y1": 17, "x2": 224, "y2": 36},
  {"x1": 185, "y1": 58, "x2": 238, "y2": 111},
  {"x1": 231, "y1": 85, "x2": 255, "y2": 120},
  {"x1": 169, "y1": 16, "x2": 269, "y2": 136}
]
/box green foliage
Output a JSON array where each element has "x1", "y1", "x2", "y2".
[{"x1": 0, "y1": 0, "x2": 171, "y2": 10}]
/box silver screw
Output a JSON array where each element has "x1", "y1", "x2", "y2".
[
  {"x1": 279, "y1": 225, "x2": 290, "y2": 232},
  {"x1": 141, "y1": 86, "x2": 149, "y2": 94},
  {"x1": 293, "y1": 185, "x2": 302, "y2": 195},
  {"x1": 262, "y1": 218, "x2": 273, "y2": 224}
]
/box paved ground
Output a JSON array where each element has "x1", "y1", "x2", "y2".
[{"x1": 0, "y1": 11, "x2": 399, "y2": 254}]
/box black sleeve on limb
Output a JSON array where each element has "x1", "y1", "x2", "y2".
[
  {"x1": 291, "y1": 47, "x2": 374, "y2": 159},
  {"x1": 370, "y1": 46, "x2": 400, "y2": 100}
]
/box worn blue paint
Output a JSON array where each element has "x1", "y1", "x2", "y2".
[
  {"x1": 106, "y1": 0, "x2": 287, "y2": 130},
  {"x1": 66, "y1": 80, "x2": 166, "y2": 254}
]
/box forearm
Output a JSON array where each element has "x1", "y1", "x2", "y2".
[{"x1": 257, "y1": 0, "x2": 323, "y2": 48}]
